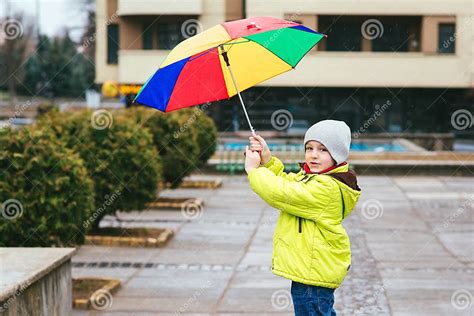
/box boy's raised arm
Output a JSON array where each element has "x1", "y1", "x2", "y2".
[
  {"x1": 247, "y1": 167, "x2": 334, "y2": 220},
  {"x1": 260, "y1": 156, "x2": 299, "y2": 181}
]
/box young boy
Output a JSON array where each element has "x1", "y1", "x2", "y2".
[{"x1": 244, "y1": 120, "x2": 361, "y2": 315}]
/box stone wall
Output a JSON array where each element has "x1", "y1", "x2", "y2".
[
  {"x1": 1, "y1": 262, "x2": 72, "y2": 316},
  {"x1": 0, "y1": 248, "x2": 75, "y2": 316}
]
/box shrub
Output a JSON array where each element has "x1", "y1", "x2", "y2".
[
  {"x1": 36, "y1": 103, "x2": 59, "y2": 117},
  {"x1": 0, "y1": 127, "x2": 95, "y2": 246},
  {"x1": 36, "y1": 109, "x2": 162, "y2": 230},
  {"x1": 122, "y1": 107, "x2": 200, "y2": 188},
  {"x1": 174, "y1": 107, "x2": 218, "y2": 168}
]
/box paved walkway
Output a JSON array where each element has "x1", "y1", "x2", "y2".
[{"x1": 72, "y1": 175, "x2": 473, "y2": 315}]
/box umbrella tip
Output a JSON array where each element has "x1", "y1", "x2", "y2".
[{"x1": 247, "y1": 22, "x2": 261, "y2": 30}]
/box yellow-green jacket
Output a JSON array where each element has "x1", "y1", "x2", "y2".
[{"x1": 247, "y1": 156, "x2": 361, "y2": 289}]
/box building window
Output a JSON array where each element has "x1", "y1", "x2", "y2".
[
  {"x1": 319, "y1": 16, "x2": 362, "y2": 51},
  {"x1": 438, "y1": 23, "x2": 456, "y2": 54},
  {"x1": 157, "y1": 22, "x2": 186, "y2": 50},
  {"x1": 143, "y1": 24, "x2": 153, "y2": 50},
  {"x1": 107, "y1": 24, "x2": 119, "y2": 64},
  {"x1": 372, "y1": 23, "x2": 410, "y2": 52},
  {"x1": 318, "y1": 15, "x2": 421, "y2": 53}
]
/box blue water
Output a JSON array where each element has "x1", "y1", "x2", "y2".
[{"x1": 220, "y1": 142, "x2": 406, "y2": 152}]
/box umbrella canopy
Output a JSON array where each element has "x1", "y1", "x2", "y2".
[{"x1": 134, "y1": 16, "x2": 326, "y2": 113}]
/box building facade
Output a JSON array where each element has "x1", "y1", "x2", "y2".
[{"x1": 95, "y1": 0, "x2": 473, "y2": 133}]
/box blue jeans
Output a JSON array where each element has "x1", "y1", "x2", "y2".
[{"x1": 291, "y1": 281, "x2": 336, "y2": 316}]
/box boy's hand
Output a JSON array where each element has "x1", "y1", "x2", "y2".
[
  {"x1": 249, "y1": 134, "x2": 272, "y2": 165},
  {"x1": 244, "y1": 145, "x2": 261, "y2": 173}
]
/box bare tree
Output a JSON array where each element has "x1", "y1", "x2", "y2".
[
  {"x1": 81, "y1": 0, "x2": 96, "y2": 61},
  {"x1": 0, "y1": 11, "x2": 34, "y2": 104}
]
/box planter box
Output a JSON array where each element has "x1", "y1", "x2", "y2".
[
  {"x1": 72, "y1": 277, "x2": 121, "y2": 310},
  {"x1": 159, "y1": 180, "x2": 222, "y2": 190},
  {"x1": 179, "y1": 179, "x2": 223, "y2": 189},
  {"x1": 85, "y1": 227, "x2": 174, "y2": 247},
  {"x1": 146, "y1": 197, "x2": 204, "y2": 210}
]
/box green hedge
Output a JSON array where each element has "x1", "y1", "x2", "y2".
[
  {"x1": 122, "y1": 107, "x2": 200, "y2": 188},
  {"x1": 175, "y1": 107, "x2": 218, "y2": 168},
  {"x1": 0, "y1": 105, "x2": 217, "y2": 245},
  {"x1": 36, "y1": 109, "x2": 162, "y2": 230},
  {"x1": 0, "y1": 127, "x2": 95, "y2": 247}
]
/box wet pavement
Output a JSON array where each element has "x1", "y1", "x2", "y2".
[{"x1": 71, "y1": 175, "x2": 473, "y2": 315}]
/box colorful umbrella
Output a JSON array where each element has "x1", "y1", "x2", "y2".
[{"x1": 134, "y1": 16, "x2": 326, "y2": 134}]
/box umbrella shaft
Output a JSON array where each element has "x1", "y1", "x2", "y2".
[
  {"x1": 219, "y1": 45, "x2": 255, "y2": 135},
  {"x1": 226, "y1": 64, "x2": 256, "y2": 135}
]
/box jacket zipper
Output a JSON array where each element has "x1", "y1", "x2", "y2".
[
  {"x1": 338, "y1": 185, "x2": 346, "y2": 219},
  {"x1": 297, "y1": 175, "x2": 308, "y2": 234}
]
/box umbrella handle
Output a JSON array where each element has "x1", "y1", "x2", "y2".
[{"x1": 220, "y1": 46, "x2": 256, "y2": 136}]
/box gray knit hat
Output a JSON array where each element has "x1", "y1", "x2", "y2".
[{"x1": 303, "y1": 120, "x2": 351, "y2": 164}]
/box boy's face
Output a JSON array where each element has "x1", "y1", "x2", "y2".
[{"x1": 304, "y1": 140, "x2": 336, "y2": 173}]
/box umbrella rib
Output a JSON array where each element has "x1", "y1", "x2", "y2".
[
  {"x1": 186, "y1": 40, "x2": 249, "y2": 63},
  {"x1": 222, "y1": 40, "x2": 251, "y2": 46},
  {"x1": 290, "y1": 36, "x2": 326, "y2": 68},
  {"x1": 222, "y1": 39, "x2": 251, "y2": 54},
  {"x1": 242, "y1": 36, "x2": 295, "y2": 69},
  {"x1": 187, "y1": 47, "x2": 216, "y2": 62},
  {"x1": 189, "y1": 24, "x2": 302, "y2": 62}
]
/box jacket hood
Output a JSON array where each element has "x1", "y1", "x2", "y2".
[{"x1": 298, "y1": 162, "x2": 361, "y2": 218}]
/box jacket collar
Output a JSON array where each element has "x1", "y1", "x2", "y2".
[
  {"x1": 297, "y1": 162, "x2": 360, "y2": 191},
  {"x1": 298, "y1": 162, "x2": 348, "y2": 175}
]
